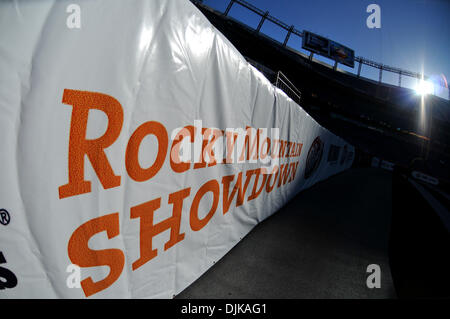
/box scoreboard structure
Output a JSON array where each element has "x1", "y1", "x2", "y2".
[{"x1": 302, "y1": 30, "x2": 355, "y2": 68}]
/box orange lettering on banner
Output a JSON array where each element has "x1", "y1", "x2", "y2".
[
  {"x1": 67, "y1": 213, "x2": 125, "y2": 297},
  {"x1": 190, "y1": 180, "x2": 220, "y2": 231},
  {"x1": 131, "y1": 188, "x2": 190, "y2": 270},
  {"x1": 239, "y1": 127, "x2": 259, "y2": 162},
  {"x1": 125, "y1": 121, "x2": 168, "y2": 182},
  {"x1": 271, "y1": 139, "x2": 279, "y2": 159},
  {"x1": 203, "y1": 128, "x2": 223, "y2": 167},
  {"x1": 277, "y1": 163, "x2": 291, "y2": 187},
  {"x1": 284, "y1": 141, "x2": 289, "y2": 158},
  {"x1": 248, "y1": 169, "x2": 267, "y2": 201},
  {"x1": 278, "y1": 140, "x2": 287, "y2": 158},
  {"x1": 260, "y1": 137, "x2": 271, "y2": 160},
  {"x1": 292, "y1": 143, "x2": 298, "y2": 157},
  {"x1": 170, "y1": 126, "x2": 194, "y2": 173},
  {"x1": 222, "y1": 170, "x2": 257, "y2": 214},
  {"x1": 225, "y1": 131, "x2": 239, "y2": 163},
  {"x1": 265, "y1": 166, "x2": 279, "y2": 193},
  {"x1": 293, "y1": 143, "x2": 298, "y2": 157},
  {"x1": 194, "y1": 128, "x2": 208, "y2": 169},
  {"x1": 287, "y1": 142, "x2": 293, "y2": 157},
  {"x1": 289, "y1": 162, "x2": 300, "y2": 182},
  {"x1": 59, "y1": 89, "x2": 123, "y2": 199},
  {"x1": 297, "y1": 143, "x2": 303, "y2": 157}
]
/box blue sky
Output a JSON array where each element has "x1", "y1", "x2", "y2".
[{"x1": 202, "y1": 0, "x2": 450, "y2": 96}]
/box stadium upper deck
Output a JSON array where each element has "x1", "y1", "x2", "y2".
[{"x1": 192, "y1": 0, "x2": 450, "y2": 183}]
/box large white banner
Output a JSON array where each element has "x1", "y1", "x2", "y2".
[{"x1": 0, "y1": 0, "x2": 354, "y2": 298}]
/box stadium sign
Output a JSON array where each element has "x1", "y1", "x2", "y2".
[{"x1": 302, "y1": 31, "x2": 355, "y2": 68}]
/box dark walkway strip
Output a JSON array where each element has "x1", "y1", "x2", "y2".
[{"x1": 177, "y1": 168, "x2": 396, "y2": 298}]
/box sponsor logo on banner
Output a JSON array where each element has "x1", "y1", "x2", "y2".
[{"x1": 304, "y1": 136, "x2": 324, "y2": 179}]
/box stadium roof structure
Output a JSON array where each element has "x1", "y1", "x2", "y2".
[
  {"x1": 191, "y1": 0, "x2": 450, "y2": 181},
  {"x1": 192, "y1": 0, "x2": 449, "y2": 98}
]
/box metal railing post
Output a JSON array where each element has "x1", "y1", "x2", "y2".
[
  {"x1": 379, "y1": 67, "x2": 383, "y2": 83},
  {"x1": 256, "y1": 11, "x2": 269, "y2": 33},
  {"x1": 357, "y1": 60, "x2": 362, "y2": 78},
  {"x1": 283, "y1": 25, "x2": 294, "y2": 46},
  {"x1": 224, "y1": 0, "x2": 235, "y2": 16}
]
